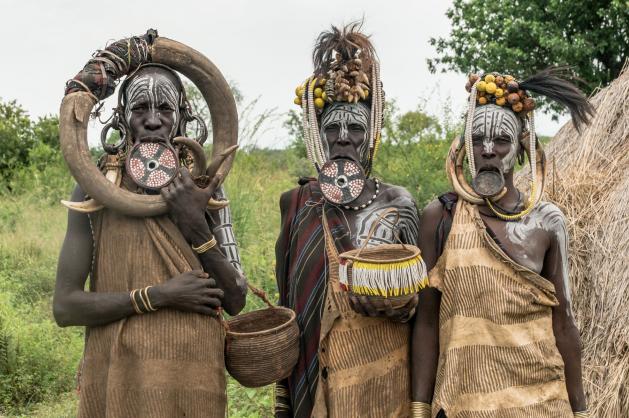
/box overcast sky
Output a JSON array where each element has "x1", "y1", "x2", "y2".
[{"x1": 1, "y1": 0, "x2": 568, "y2": 148}]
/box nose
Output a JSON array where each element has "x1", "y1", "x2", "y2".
[
  {"x1": 481, "y1": 142, "x2": 496, "y2": 159},
  {"x1": 144, "y1": 110, "x2": 162, "y2": 131},
  {"x1": 336, "y1": 126, "x2": 351, "y2": 145},
  {"x1": 481, "y1": 148, "x2": 496, "y2": 159}
]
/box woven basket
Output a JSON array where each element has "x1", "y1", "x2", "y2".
[{"x1": 225, "y1": 286, "x2": 299, "y2": 388}]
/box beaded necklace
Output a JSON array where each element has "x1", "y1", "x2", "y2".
[{"x1": 343, "y1": 178, "x2": 380, "y2": 211}]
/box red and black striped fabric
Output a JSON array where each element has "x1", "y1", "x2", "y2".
[{"x1": 275, "y1": 179, "x2": 354, "y2": 418}]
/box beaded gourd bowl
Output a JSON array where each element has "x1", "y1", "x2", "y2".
[{"x1": 338, "y1": 242, "x2": 428, "y2": 311}]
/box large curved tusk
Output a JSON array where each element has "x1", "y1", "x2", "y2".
[
  {"x1": 60, "y1": 35, "x2": 238, "y2": 217},
  {"x1": 207, "y1": 144, "x2": 239, "y2": 178},
  {"x1": 61, "y1": 198, "x2": 104, "y2": 213},
  {"x1": 446, "y1": 138, "x2": 484, "y2": 204},
  {"x1": 207, "y1": 198, "x2": 230, "y2": 210},
  {"x1": 61, "y1": 162, "x2": 122, "y2": 213},
  {"x1": 152, "y1": 38, "x2": 239, "y2": 188},
  {"x1": 173, "y1": 136, "x2": 207, "y2": 177}
]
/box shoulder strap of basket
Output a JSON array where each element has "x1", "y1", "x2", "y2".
[
  {"x1": 321, "y1": 208, "x2": 340, "y2": 260},
  {"x1": 355, "y1": 207, "x2": 406, "y2": 257}
]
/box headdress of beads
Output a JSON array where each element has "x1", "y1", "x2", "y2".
[{"x1": 293, "y1": 22, "x2": 384, "y2": 176}]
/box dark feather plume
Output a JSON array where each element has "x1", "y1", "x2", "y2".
[
  {"x1": 312, "y1": 21, "x2": 376, "y2": 76},
  {"x1": 520, "y1": 67, "x2": 595, "y2": 132}
]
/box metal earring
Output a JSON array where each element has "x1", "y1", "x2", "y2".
[
  {"x1": 179, "y1": 113, "x2": 208, "y2": 145},
  {"x1": 100, "y1": 114, "x2": 127, "y2": 155}
]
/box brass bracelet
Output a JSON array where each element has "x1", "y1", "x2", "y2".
[
  {"x1": 275, "y1": 401, "x2": 291, "y2": 412},
  {"x1": 143, "y1": 286, "x2": 157, "y2": 312},
  {"x1": 410, "y1": 401, "x2": 432, "y2": 418},
  {"x1": 192, "y1": 236, "x2": 217, "y2": 254},
  {"x1": 573, "y1": 411, "x2": 589, "y2": 418},
  {"x1": 275, "y1": 384, "x2": 289, "y2": 398},
  {"x1": 137, "y1": 287, "x2": 151, "y2": 312},
  {"x1": 130, "y1": 289, "x2": 143, "y2": 314}
]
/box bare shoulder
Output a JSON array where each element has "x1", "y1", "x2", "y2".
[
  {"x1": 535, "y1": 201, "x2": 568, "y2": 231},
  {"x1": 420, "y1": 198, "x2": 445, "y2": 236},
  {"x1": 378, "y1": 182, "x2": 415, "y2": 205}
]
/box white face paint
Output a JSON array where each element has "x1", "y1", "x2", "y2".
[
  {"x1": 124, "y1": 71, "x2": 182, "y2": 139},
  {"x1": 320, "y1": 102, "x2": 371, "y2": 168},
  {"x1": 472, "y1": 105, "x2": 523, "y2": 173}
]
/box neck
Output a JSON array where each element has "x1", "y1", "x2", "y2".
[{"x1": 479, "y1": 171, "x2": 521, "y2": 215}]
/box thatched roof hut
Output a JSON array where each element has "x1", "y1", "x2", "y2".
[{"x1": 520, "y1": 63, "x2": 629, "y2": 417}]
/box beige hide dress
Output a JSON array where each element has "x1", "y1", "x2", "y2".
[
  {"x1": 77, "y1": 209, "x2": 226, "y2": 418},
  {"x1": 429, "y1": 200, "x2": 573, "y2": 418},
  {"x1": 311, "y1": 218, "x2": 412, "y2": 417}
]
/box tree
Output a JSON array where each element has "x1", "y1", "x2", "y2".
[
  {"x1": 0, "y1": 100, "x2": 34, "y2": 182},
  {"x1": 428, "y1": 0, "x2": 629, "y2": 109}
]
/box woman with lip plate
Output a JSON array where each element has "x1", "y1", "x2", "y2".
[
  {"x1": 274, "y1": 22, "x2": 427, "y2": 418},
  {"x1": 53, "y1": 31, "x2": 246, "y2": 417},
  {"x1": 410, "y1": 69, "x2": 595, "y2": 418}
]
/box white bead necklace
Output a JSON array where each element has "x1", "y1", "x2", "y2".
[{"x1": 343, "y1": 178, "x2": 380, "y2": 211}]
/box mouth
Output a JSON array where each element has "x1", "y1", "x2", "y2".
[
  {"x1": 138, "y1": 136, "x2": 168, "y2": 144},
  {"x1": 477, "y1": 165, "x2": 502, "y2": 174},
  {"x1": 330, "y1": 154, "x2": 359, "y2": 164}
]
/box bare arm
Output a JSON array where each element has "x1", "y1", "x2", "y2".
[
  {"x1": 161, "y1": 168, "x2": 247, "y2": 316},
  {"x1": 54, "y1": 185, "x2": 225, "y2": 327},
  {"x1": 53, "y1": 185, "x2": 138, "y2": 327},
  {"x1": 541, "y1": 211, "x2": 587, "y2": 412},
  {"x1": 411, "y1": 199, "x2": 443, "y2": 403}
]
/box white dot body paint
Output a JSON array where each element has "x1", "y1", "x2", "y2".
[
  {"x1": 124, "y1": 71, "x2": 182, "y2": 139},
  {"x1": 472, "y1": 104, "x2": 522, "y2": 173}
]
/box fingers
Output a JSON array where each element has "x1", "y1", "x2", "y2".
[
  {"x1": 348, "y1": 294, "x2": 367, "y2": 316},
  {"x1": 200, "y1": 296, "x2": 222, "y2": 308},
  {"x1": 193, "y1": 305, "x2": 219, "y2": 316},
  {"x1": 383, "y1": 298, "x2": 396, "y2": 318},
  {"x1": 204, "y1": 288, "x2": 225, "y2": 299},
  {"x1": 190, "y1": 270, "x2": 209, "y2": 278},
  {"x1": 359, "y1": 296, "x2": 379, "y2": 317},
  {"x1": 179, "y1": 167, "x2": 195, "y2": 187}
]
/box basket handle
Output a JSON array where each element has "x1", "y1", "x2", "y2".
[
  {"x1": 247, "y1": 283, "x2": 274, "y2": 308},
  {"x1": 356, "y1": 207, "x2": 406, "y2": 257}
]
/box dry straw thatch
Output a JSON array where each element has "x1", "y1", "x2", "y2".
[{"x1": 518, "y1": 62, "x2": 629, "y2": 417}]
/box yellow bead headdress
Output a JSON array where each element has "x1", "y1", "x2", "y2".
[
  {"x1": 294, "y1": 22, "x2": 384, "y2": 175},
  {"x1": 450, "y1": 68, "x2": 594, "y2": 220}
]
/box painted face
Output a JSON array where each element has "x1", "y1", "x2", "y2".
[
  {"x1": 124, "y1": 68, "x2": 182, "y2": 143},
  {"x1": 471, "y1": 104, "x2": 523, "y2": 173},
  {"x1": 320, "y1": 102, "x2": 371, "y2": 168}
]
